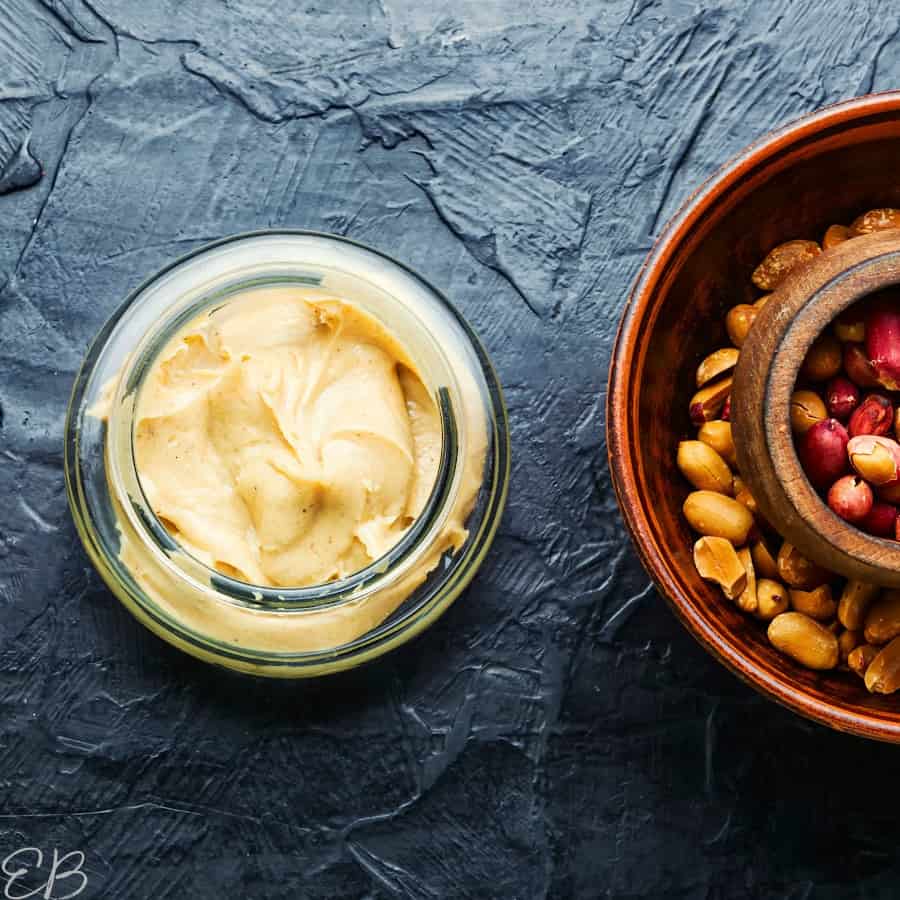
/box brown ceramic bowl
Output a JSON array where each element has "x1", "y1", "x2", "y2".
[{"x1": 607, "y1": 92, "x2": 900, "y2": 742}]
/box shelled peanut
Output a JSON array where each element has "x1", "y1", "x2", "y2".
[{"x1": 679, "y1": 208, "x2": 900, "y2": 692}]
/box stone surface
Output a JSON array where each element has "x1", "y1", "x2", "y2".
[{"x1": 1, "y1": 0, "x2": 900, "y2": 896}]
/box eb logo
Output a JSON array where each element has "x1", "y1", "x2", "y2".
[{"x1": 1, "y1": 848, "x2": 87, "y2": 900}]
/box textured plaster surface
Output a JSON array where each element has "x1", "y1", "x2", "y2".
[{"x1": 2, "y1": 0, "x2": 900, "y2": 897}]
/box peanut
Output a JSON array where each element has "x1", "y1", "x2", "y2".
[
  {"x1": 683, "y1": 491, "x2": 754, "y2": 545},
  {"x1": 848, "y1": 643, "x2": 879, "y2": 678},
  {"x1": 789, "y1": 585, "x2": 837, "y2": 622},
  {"x1": 838, "y1": 580, "x2": 880, "y2": 630},
  {"x1": 677, "y1": 441, "x2": 733, "y2": 494},
  {"x1": 689, "y1": 376, "x2": 733, "y2": 425},
  {"x1": 734, "y1": 486, "x2": 760, "y2": 516},
  {"x1": 776, "y1": 542, "x2": 830, "y2": 590},
  {"x1": 863, "y1": 590, "x2": 900, "y2": 645},
  {"x1": 751, "y1": 539, "x2": 779, "y2": 580},
  {"x1": 696, "y1": 348, "x2": 739, "y2": 388},
  {"x1": 824, "y1": 376, "x2": 859, "y2": 422},
  {"x1": 833, "y1": 306, "x2": 865, "y2": 342},
  {"x1": 866, "y1": 302, "x2": 900, "y2": 390},
  {"x1": 827, "y1": 475, "x2": 873, "y2": 524},
  {"x1": 725, "y1": 305, "x2": 758, "y2": 348},
  {"x1": 847, "y1": 393, "x2": 893, "y2": 437},
  {"x1": 800, "y1": 334, "x2": 843, "y2": 382},
  {"x1": 790, "y1": 390, "x2": 827, "y2": 435},
  {"x1": 844, "y1": 342, "x2": 881, "y2": 389},
  {"x1": 720, "y1": 395, "x2": 731, "y2": 422},
  {"x1": 850, "y1": 208, "x2": 900, "y2": 236},
  {"x1": 736, "y1": 548, "x2": 757, "y2": 614},
  {"x1": 838, "y1": 628, "x2": 863, "y2": 663},
  {"x1": 767, "y1": 612, "x2": 839, "y2": 670},
  {"x1": 693, "y1": 537, "x2": 747, "y2": 600},
  {"x1": 698, "y1": 420, "x2": 736, "y2": 467},
  {"x1": 798, "y1": 418, "x2": 849, "y2": 488},
  {"x1": 859, "y1": 500, "x2": 898, "y2": 537},
  {"x1": 823, "y1": 224, "x2": 852, "y2": 250},
  {"x1": 865, "y1": 636, "x2": 900, "y2": 694},
  {"x1": 847, "y1": 435, "x2": 900, "y2": 486},
  {"x1": 755, "y1": 579, "x2": 789, "y2": 621},
  {"x1": 751, "y1": 240, "x2": 821, "y2": 291}
]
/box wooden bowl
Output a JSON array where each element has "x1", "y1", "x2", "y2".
[
  {"x1": 733, "y1": 230, "x2": 900, "y2": 586},
  {"x1": 607, "y1": 93, "x2": 900, "y2": 742}
]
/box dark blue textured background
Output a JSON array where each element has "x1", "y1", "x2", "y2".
[{"x1": 2, "y1": 1, "x2": 900, "y2": 897}]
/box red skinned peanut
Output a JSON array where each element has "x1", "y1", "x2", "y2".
[
  {"x1": 860, "y1": 501, "x2": 899, "y2": 537},
  {"x1": 689, "y1": 377, "x2": 732, "y2": 425},
  {"x1": 844, "y1": 342, "x2": 882, "y2": 389},
  {"x1": 848, "y1": 435, "x2": 900, "y2": 486},
  {"x1": 826, "y1": 376, "x2": 860, "y2": 422},
  {"x1": 848, "y1": 393, "x2": 894, "y2": 437},
  {"x1": 866, "y1": 303, "x2": 900, "y2": 391},
  {"x1": 799, "y1": 419, "x2": 850, "y2": 489},
  {"x1": 827, "y1": 476, "x2": 874, "y2": 523}
]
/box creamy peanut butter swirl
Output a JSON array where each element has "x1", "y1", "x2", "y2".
[{"x1": 134, "y1": 287, "x2": 459, "y2": 587}]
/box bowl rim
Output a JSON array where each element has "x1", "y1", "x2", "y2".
[{"x1": 607, "y1": 91, "x2": 900, "y2": 742}]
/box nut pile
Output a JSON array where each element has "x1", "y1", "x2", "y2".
[
  {"x1": 680, "y1": 207, "x2": 900, "y2": 693},
  {"x1": 793, "y1": 300, "x2": 900, "y2": 530}
]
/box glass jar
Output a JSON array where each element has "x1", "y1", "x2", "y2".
[{"x1": 65, "y1": 232, "x2": 509, "y2": 677}]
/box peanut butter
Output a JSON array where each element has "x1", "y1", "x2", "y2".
[{"x1": 132, "y1": 287, "x2": 462, "y2": 587}]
